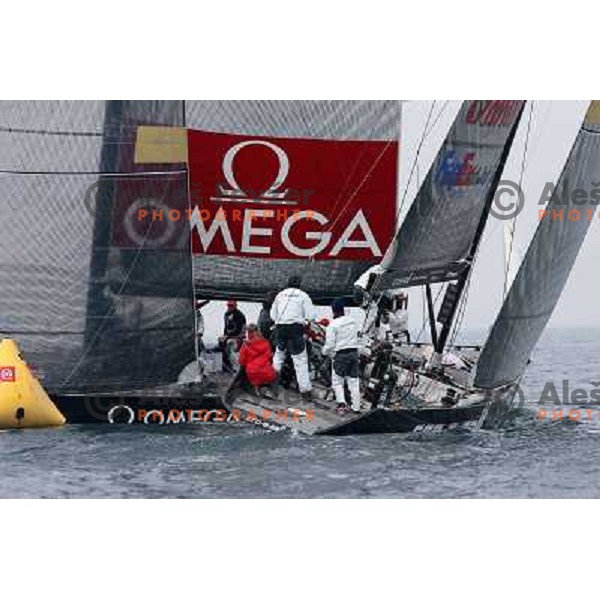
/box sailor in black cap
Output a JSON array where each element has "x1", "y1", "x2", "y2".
[{"x1": 323, "y1": 298, "x2": 362, "y2": 414}]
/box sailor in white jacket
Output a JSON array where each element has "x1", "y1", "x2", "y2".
[
  {"x1": 270, "y1": 275, "x2": 315, "y2": 398},
  {"x1": 323, "y1": 298, "x2": 361, "y2": 414}
]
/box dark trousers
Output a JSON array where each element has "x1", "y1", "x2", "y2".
[{"x1": 275, "y1": 323, "x2": 306, "y2": 355}]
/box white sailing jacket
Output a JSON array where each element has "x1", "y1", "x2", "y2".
[
  {"x1": 270, "y1": 287, "x2": 315, "y2": 325},
  {"x1": 323, "y1": 315, "x2": 359, "y2": 356}
]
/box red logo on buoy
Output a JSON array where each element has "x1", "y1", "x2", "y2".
[{"x1": 0, "y1": 366, "x2": 15, "y2": 382}]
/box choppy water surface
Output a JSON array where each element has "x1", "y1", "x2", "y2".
[{"x1": 2, "y1": 328, "x2": 599, "y2": 498}]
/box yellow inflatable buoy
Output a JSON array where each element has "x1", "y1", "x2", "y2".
[{"x1": 0, "y1": 339, "x2": 65, "y2": 429}]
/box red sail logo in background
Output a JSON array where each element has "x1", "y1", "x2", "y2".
[
  {"x1": 0, "y1": 366, "x2": 15, "y2": 382},
  {"x1": 465, "y1": 101, "x2": 522, "y2": 127},
  {"x1": 187, "y1": 130, "x2": 398, "y2": 261}
]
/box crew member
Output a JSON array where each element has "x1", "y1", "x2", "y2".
[
  {"x1": 195, "y1": 299, "x2": 211, "y2": 376},
  {"x1": 239, "y1": 324, "x2": 278, "y2": 392},
  {"x1": 257, "y1": 291, "x2": 277, "y2": 342},
  {"x1": 270, "y1": 275, "x2": 314, "y2": 400},
  {"x1": 388, "y1": 291, "x2": 410, "y2": 343},
  {"x1": 323, "y1": 298, "x2": 361, "y2": 414},
  {"x1": 219, "y1": 299, "x2": 246, "y2": 373},
  {"x1": 364, "y1": 293, "x2": 393, "y2": 342}
]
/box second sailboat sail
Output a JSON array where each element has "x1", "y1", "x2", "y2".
[{"x1": 475, "y1": 101, "x2": 600, "y2": 389}]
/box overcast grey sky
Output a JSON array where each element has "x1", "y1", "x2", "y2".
[{"x1": 399, "y1": 100, "x2": 595, "y2": 332}]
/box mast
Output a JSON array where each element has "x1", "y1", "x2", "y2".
[
  {"x1": 434, "y1": 103, "x2": 526, "y2": 354},
  {"x1": 84, "y1": 100, "x2": 123, "y2": 346},
  {"x1": 425, "y1": 284, "x2": 438, "y2": 349}
]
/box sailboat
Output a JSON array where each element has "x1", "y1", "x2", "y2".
[
  {"x1": 0, "y1": 100, "x2": 597, "y2": 432},
  {"x1": 221, "y1": 100, "x2": 600, "y2": 435}
]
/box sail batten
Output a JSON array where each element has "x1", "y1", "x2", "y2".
[{"x1": 474, "y1": 101, "x2": 600, "y2": 389}]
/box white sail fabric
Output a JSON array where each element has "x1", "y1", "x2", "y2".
[
  {"x1": 374, "y1": 101, "x2": 525, "y2": 290},
  {"x1": 475, "y1": 101, "x2": 600, "y2": 388}
]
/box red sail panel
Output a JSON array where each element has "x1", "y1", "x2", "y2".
[{"x1": 187, "y1": 129, "x2": 398, "y2": 262}]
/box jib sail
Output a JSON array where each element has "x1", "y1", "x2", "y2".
[
  {"x1": 374, "y1": 100, "x2": 525, "y2": 290},
  {"x1": 475, "y1": 101, "x2": 600, "y2": 388}
]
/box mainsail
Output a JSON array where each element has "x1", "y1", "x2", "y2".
[
  {"x1": 475, "y1": 101, "x2": 600, "y2": 388},
  {"x1": 374, "y1": 101, "x2": 525, "y2": 290},
  {"x1": 184, "y1": 101, "x2": 402, "y2": 304},
  {"x1": 0, "y1": 101, "x2": 195, "y2": 393},
  {"x1": 0, "y1": 100, "x2": 400, "y2": 392}
]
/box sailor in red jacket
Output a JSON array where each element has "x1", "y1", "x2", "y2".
[{"x1": 239, "y1": 324, "x2": 278, "y2": 389}]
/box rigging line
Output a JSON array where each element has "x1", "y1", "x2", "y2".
[
  {"x1": 315, "y1": 139, "x2": 394, "y2": 241},
  {"x1": 360, "y1": 100, "x2": 440, "y2": 298},
  {"x1": 0, "y1": 169, "x2": 187, "y2": 177},
  {"x1": 427, "y1": 101, "x2": 450, "y2": 137},
  {"x1": 0, "y1": 125, "x2": 104, "y2": 137},
  {"x1": 395, "y1": 101, "x2": 450, "y2": 228},
  {"x1": 366, "y1": 100, "x2": 441, "y2": 298},
  {"x1": 449, "y1": 273, "x2": 471, "y2": 348},
  {"x1": 183, "y1": 99, "x2": 203, "y2": 378},
  {"x1": 396, "y1": 100, "x2": 437, "y2": 219},
  {"x1": 310, "y1": 101, "x2": 400, "y2": 243},
  {"x1": 59, "y1": 209, "x2": 161, "y2": 387},
  {"x1": 272, "y1": 103, "x2": 397, "y2": 323},
  {"x1": 421, "y1": 286, "x2": 427, "y2": 337},
  {"x1": 448, "y1": 197, "x2": 491, "y2": 349},
  {"x1": 448, "y1": 206, "x2": 489, "y2": 348},
  {"x1": 504, "y1": 100, "x2": 534, "y2": 298}
]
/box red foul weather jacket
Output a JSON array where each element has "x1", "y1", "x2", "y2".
[{"x1": 239, "y1": 337, "x2": 277, "y2": 387}]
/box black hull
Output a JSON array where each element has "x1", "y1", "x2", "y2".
[
  {"x1": 316, "y1": 404, "x2": 487, "y2": 435},
  {"x1": 50, "y1": 391, "x2": 488, "y2": 434},
  {"x1": 50, "y1": 384, "x2": 223, "y2": 424},
  {"x1": 49, "y1": 369, "x2": 509, "y2": 435}
]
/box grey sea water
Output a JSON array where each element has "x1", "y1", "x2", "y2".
[{"x1": 1, "y1": 328, "x2": 599, "y2": 498}]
